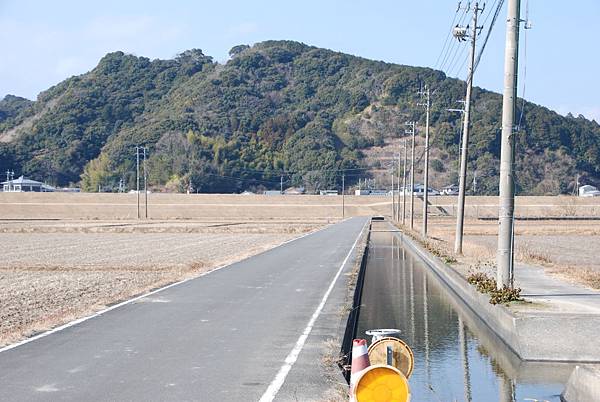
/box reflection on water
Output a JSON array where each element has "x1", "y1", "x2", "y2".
[{"x1": 356, "y1": 223, "x2": 571, "y2": 402}]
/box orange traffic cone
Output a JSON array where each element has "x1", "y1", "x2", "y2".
[{"x1": 350, "y1": 339, "x2": 370, "y2": 401}]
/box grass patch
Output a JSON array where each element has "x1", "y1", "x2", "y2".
[
  {"x1": 549, "y1": 266, "x2": 600, "y2": 290},
  {"x1": 467, "y1": 266, "x2": 524, "y2": 306}
]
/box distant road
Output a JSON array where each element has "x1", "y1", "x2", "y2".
[{"x1": 0, "y1": 217, "x2": 367, "y2": 401}]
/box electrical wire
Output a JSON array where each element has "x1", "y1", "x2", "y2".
[
  {"x1": 452, "y1": 0, "x2": 500, "y2": 80},
  {"x1": 451, "y1": 49, "x2": 470, "y2": 78},
  {"x1": 439, "y1": 4, "x2": 471, "y2": 72},
  {"x1": 517, "y1": 0, "x2": 529, "y2": 130},
  {"x1": 447, "y1": 41, "x2": 469, "y2": 78},
  {"x1": 435, "y1": 3, "x2": 462, "y2": 69},
  {"x1": 473, "y1": 0, "x2": 506, "y2": 72}
]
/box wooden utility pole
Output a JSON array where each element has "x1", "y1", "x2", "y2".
[
  {"x1": 418, "y1": 86, "x2": 432, "y2": 237},
  {"x1": 143, "y1": 147, "x2": 148, "y2": 219},
  {"x1": 497, "y1": 0, "x2": 521, "y2": 288},
  {"x1": 405, "y1": 121, "x2": 416, "y2": 230},
  {"x1": 391, "y1": 163, "x2": 395, "y2": 219},
  {"x1": 454, "y1": 2, "x2": 483, "y2": 254},
  {"x1": 396, "y1": 154, "x2": 401, "y2": 222},
  {"x1": 342, "y1": 173, "x2": 345, "y2": 219},
  {"x1": 402, "y1": 137, "x2": 408, "y2": 225},
  {"x1": 135, "y1": 146, "x2": 140, "y2": 219}
]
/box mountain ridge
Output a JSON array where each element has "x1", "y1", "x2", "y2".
[{"x1": 1, "y1": 40, "x2": 598, "y2": 194}]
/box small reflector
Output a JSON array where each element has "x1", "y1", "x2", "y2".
[
  {"x1": 353, "y1": 364, "x2": 410, "y2": 402},
  {"x1": 367, "y1": 337, "x2": 414, "y2": 379}
]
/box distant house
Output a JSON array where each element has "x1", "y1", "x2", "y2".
[
  {"x1": 440, "y1": 184, "x2": 459, "y2": 196},
  {"x1": 354, "y1": 189, "x2": 389, "y2": 196},
  {"x1": 284, "y1": 187, "x2": 306, "y2": 195},
  {"x1": 399, "y1": 184, "x2": 440, "y2": 196},
  {"x1": 1, "y1": 176, "x2": 55, "y2": 192},
  {"x1": 579, "y1": 185, "x2": 600, "y2": 197},
  {"x1": 355, "y1": 189, "x2": 371, "y2": 196},
  {"x1": 319, "y1": 190, "x2": 338, "y2": 196},
  {"x1": 368, "y1": 189, "x2": 388, "y2": 196},
  {"x1": 263, "y1": 190, "x2": 282, "y2": 196}
]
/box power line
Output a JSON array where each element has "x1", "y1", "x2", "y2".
[
  {"x1": 450, "y1": 49, "x2": 470, "y2": 78},
  {"x1": 435, "y1": 3, "x2": 462, "y2": 69},
  {"x1": 439, "y1": 5, "x2": 471, "y2": 72},
  {"x1": 517, "y1": 0, "x2": 531, "y2": 130},
  {"x1": 473, "y1": 0, "x2": 506, "y2": 72}
]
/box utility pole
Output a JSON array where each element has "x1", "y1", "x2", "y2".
[
  {"x1": 391, "y1": 159, "x2": 396, "y2": 221},
  {"x1": 448, "y1": 101, "x2": 466, "y2": 191},
  {"x1": 135, "y1": 146, "x2": 140, "y2": 219},
  {"x1": 402, "y1": 137, "x2": 408, "y2": 225},
  {"x1": 418, "y1": 85, "x2": 432, "y2": 237},
  {"x1": 405, "y1": 121, "x2": 416, "y2": 230},
  {"x1": 453, "y1": 2, "x2": 483, "y2": 254},
  {"x1": 497, "y1": 0, "x2": 522, "y2": 288},
  {"x1": 342, "y1": 173, "x2": 345, "y2": 219},
  {"x1": 5, "y1": 170, "x2": 14, "y2": 192},
  {"x1": 396, "y1": 153, "x2": 401, "y2": 222},
  {"x1": 143, "y1": 147, "x2": 148, "y2": 219}
]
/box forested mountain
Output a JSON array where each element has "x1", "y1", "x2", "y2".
[{"x1": 1, "y1": 40, "x2": 598, "y2": 194}]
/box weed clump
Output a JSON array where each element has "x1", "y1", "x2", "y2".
[
  {"x1": 467, "y1": 271, "x2": 496, "y2": 293},
  {"x1": 467, "y1": 270, "x2": 524, "y2": 305},
  {"x1": 489, "y1": 286, "x2": 524, "y2": 305},
  {"x1": 422, "y1": 239, "x2": 457, "y2": 265}
]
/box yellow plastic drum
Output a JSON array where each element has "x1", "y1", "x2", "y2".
[
  {"x1": 367, "y1": 337, "x2": 414, "y2": 379},
  {"x1": 353, "y1": 364, "x2": 410, "y2": 402}
]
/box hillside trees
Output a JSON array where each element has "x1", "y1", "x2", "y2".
[{"x1": 0, "y1": 40, "x2": 599, "y2": 194}]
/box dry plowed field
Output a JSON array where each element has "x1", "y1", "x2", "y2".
[{"x1": 0, "y1": 220, "x2": 321, "y2": 346}]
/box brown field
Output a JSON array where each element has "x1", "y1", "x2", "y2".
[
  {"x1": 1, "y1": 192, "x2": 599, "y2": 220},
  {"x1": 0, "y1": 192, "x2": 598, "y2": 346},
  {"x1": 408, "y1": 216, "x2": 600, "y2": 289},
  {"x1": 0, "y1": 217, "x2": 322, "y2": 346}
]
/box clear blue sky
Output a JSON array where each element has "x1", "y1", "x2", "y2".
[{"x1": 1, "y1": 0, "x2": 599, "y2": 121}]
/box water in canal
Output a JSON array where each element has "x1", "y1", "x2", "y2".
[{"x1": 356, "y1": 222, "x2": 573, "y2": 402}]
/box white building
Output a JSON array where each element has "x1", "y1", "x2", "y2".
[
  {"x1": 399, "y1": 184, "x2": 440, "y2": 196},
  {"x1": 440, "y1": 184, "x2": 460, "y2": 195},
  {"x1": 319, "y1": 190, "x2": 338, "y2": 196},
  {"x1": 1, "y1": 176, "x2": 55, "y2": 192},
  {"x1": 579, "y1": 185, "x2": 600, "y2": 197}
]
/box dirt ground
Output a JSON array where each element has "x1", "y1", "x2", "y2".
[{"x1": 0, "y1": 220, "x2": 320, "y2": 346}]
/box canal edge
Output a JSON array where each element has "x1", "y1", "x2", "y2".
[
  {"x1": 337, "y1": 219, "x2": 372, "y2": 383},
  {"x1": 391, "y1": 222, "x2": 600, "y2": 364}
]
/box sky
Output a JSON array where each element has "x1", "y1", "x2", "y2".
[{"x1": 1, "y1": 0, "x2": 599, "y2": 121}]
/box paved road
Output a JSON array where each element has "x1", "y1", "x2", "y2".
[{"x1": 0, "y1": 217, "x2": 367, "y2": 401}]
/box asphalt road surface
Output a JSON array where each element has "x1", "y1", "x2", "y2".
[{"x1": 0, "y1": 217, "x2": 367, "y2": 401}]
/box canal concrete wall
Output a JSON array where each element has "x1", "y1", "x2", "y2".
[
  {"x1": 396, "y1": 227, "x2": 600, "y2": 363},
  {"x1": 562, "y1": 365, "x2": 600, "y2": 402}
]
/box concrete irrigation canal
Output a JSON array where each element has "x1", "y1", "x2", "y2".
[{"x1": 354, "y1": 220, "x2": 574, "y2": 402}]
